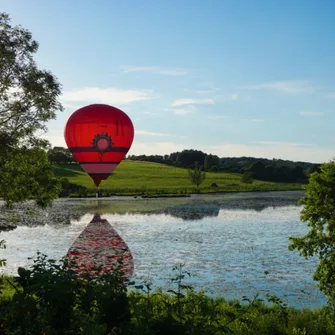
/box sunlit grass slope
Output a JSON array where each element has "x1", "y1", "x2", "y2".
[{"x1": 54, "y1": 161, "x2": 302, "y2": 194}]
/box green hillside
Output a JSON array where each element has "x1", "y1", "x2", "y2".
[{"x1": 54, "y1": 161, "x2": 302, "y2": 196}]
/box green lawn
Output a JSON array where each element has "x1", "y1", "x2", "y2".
[{"x1": 54, "y1": 161, "x2": 302, "y2": 195}]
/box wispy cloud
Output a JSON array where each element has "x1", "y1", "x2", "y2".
[
  {"x1": 209, "y1": 143, "x2": 333, "y2": 163},
  {"x1": 231, "y1": 93, "x2": 239, "y2": 100},
  {"x1": 136, "y1": 130, "x2": 181, "y2": 137},
  {"x1": 61, "y1": 87, "x2": 154, "y2": 105},
  {"x1": 183, "y1": 88, "x2": 220, "y2": 95},
  {"x1": 299, "y1": 111, "x2": 324, "y2": 117},
  {"x1": 172, "y1": 98, "x2": 214, "y2": 107},
  {"x1": 196, "y1": 90, "x2": 216, "y2": 95},
  {"x1": 121, "y1": 65, "x2": 187, "y2": 76},
  {"x1": 207, "y1": 115, "x2": 232, "y2": 120},
  {"x1": 61, "y1": 102, "x2": 82, "y2": 110},
  {"x1": 257, "y1": 141, "x2": 312, "y2": 147},
  {"x1": 247, "y1": 80, "x2": 315, "y2": 94},
  {"x1": 142, "y1": 111, "x2": 157, "y2": 116},
  {"x1": 242, "y1": 118, "x2": 264, "y2": 123},
  {"x1": 128, "y1": 142, "x2": 187, "y2": 156},
  {"x1": 172, "y1": 105, "x2": 197, "y2": 115}
]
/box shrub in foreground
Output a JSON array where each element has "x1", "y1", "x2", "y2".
[{"x1": 1, "y1": 256, "x2": 335, "y2": 334}]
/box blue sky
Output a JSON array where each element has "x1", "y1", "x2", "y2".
[{"x1": 2, "y1": 0, "x2": 335, "y2": 163}]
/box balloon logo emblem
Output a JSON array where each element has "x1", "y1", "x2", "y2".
[{"x1": 92, "y1": 133, "x2": 113, "y2": 161}]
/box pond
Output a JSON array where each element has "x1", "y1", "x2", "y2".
[{"x1": 0, "y1": 191, "x2": 326, "y2": 308}]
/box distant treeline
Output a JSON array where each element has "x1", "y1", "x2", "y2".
[
  {"x1": 127, "y1": 150, "x2": 321, "y2": 183},
  {"x1": 48, "y1": 147, "x2": 321, "y2": 184}
]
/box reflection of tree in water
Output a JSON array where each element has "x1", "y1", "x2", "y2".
[
  {"x1": 162, "y1": 196, "x2": 300, "y2": 219},
  {"x1": 65, "y1": 213, "x2": 134, "y2": 279},
  {"x1": 0, "y1": 194, "x2": 301, "y2": 229},
  {"x1": 216, "y1": 197, "x2": 300, "y2": 212},
  {"x1": 163, "y1": 204, "x2": 220, "y2": 220},
  {"x1": 0, "y1": 224, "x2": 16, "y2": 233}
]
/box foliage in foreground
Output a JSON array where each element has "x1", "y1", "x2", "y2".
[
  {"x1": 1, "y1": 255, "x2": 335, "y2": 335},
  {"x1": 289, "y1": 160, "x2": 335, "y2": 306}
]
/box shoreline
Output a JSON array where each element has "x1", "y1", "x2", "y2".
[{"x1": 0, "y1": 190, "x2": 304, "y2": 231}]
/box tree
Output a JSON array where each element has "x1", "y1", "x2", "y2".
[
  {"x1": 204, "y1": 154, "x2": 220, "y2": 171},
  {"x1": 0, "y1": 13, "x2": 63, "y2": 207},
  {"x1": 177, "y1": 149, "x2": 207, "y2": 168},
  {"x1": 48, "y1": 146, "x2": 75, "y2": 164},
  {"x1": 1, "y1": 145, "x2": 61, "y2": 207},
  {"x1": 187, "y1": 162, "x2": 206, "y2": 188},
  {"x1": 305, "y1": 164, "x2": 321, "y2": 177},
  {"x1": 241, "y1": 171, "x2": 253, "y2": 188},
  {"x1": 289, "y1": 160, "x2": 335, "y2": 304},
  {"x1": 247, "y1": 161, "x2": 267, "y2": 180}
]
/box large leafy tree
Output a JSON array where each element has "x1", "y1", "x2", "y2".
[
  {"x1": 0, "y1": 13, "x2": 63, "y2": 207},
  {"x1": 289, "y1": 160, "x2": 335, "y2": 304}
]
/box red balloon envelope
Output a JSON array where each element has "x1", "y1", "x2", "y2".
[{"x1": 64, "y1": 104, "x2": 134, "y2": 187}]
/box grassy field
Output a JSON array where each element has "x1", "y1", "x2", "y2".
[{"x1": 54, "y1": 161, "x2": 302, "y2": 196}]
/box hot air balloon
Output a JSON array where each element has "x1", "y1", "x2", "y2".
[
  {"x1": 64, "y1": 104, "x2": 134, "y2": 187},
  {"x1": 66, "y1": 213, "x2": 134, "y2": 279}
]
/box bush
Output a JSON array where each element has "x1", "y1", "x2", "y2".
[
  {"x1": 1, "y1": 257, "x2": 335, "y2": 334},
  {"x1": 0, "y1": 252, "x2": 130, "y2": 334}
]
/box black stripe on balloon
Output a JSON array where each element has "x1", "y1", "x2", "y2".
[
  {"x1": 88, "y1": 173, "x2": 111, "y2": 176},
  {"x1": 69, "y1": 147, "x2": 129, "y2": 153}
]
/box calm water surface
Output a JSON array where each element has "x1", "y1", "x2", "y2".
[{"x1": 0, "y1": 191, "x2": 325, "y2": 308}]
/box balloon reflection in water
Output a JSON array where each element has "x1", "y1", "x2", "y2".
[{"x1": 66, "y1": 213, "x2": 134, "y2": 279}]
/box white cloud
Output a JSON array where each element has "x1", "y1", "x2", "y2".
[
  {"x1": 136, "y1": 130, "x2": 180, "y2": 137},
  {"x1": 207, "y1": 115, "x2": 232, "y2": 120},
  {"x1": 256, "y1": 141, "x2": 312, "y2": 147},
  {"x1": 209, "y1": 143, "x2": 334, "y2": 163},
  {"x1": 231, "y1": 93, "x2": 239, "y2": 100},
  {"x1": 41, "y1": 135, "x2": 67, "y2": 147},
  {"x1": 171, "y1": 98, "x2": 214, "y2": 107},
  {"x1": 242, "y1": 118, "x2": 264, "y2": 123},
  {"x1": 142, "y1": 111, "x2": 157, "y2": 116},
  {"x1": 121, "y1": 65, "x2": 187, "y2": 76},
  {"x1": 61, "y1": 87, "x2": 154, "y2": 106},
  {"x1": 183, "y1": 88, "x2": 218, "y2": 95},
  {"x1": 299, "y1": 111, "x2": 324, "y2": 117},
  {"x1": 172, "y1": 105, "x2": 197, "y2": 115},
  {"x1": 61, "y1": 102, "x2": 82, "y2": 110},
  {"x1": 128, "y1": 142, "x2": 187, "y2": 156},
  {"x1": 195, "y1": 90, "x2": 216, "y2": 95},
  {"x1": 247, "y1": 80, "x2": 315, "y2": 94}
]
